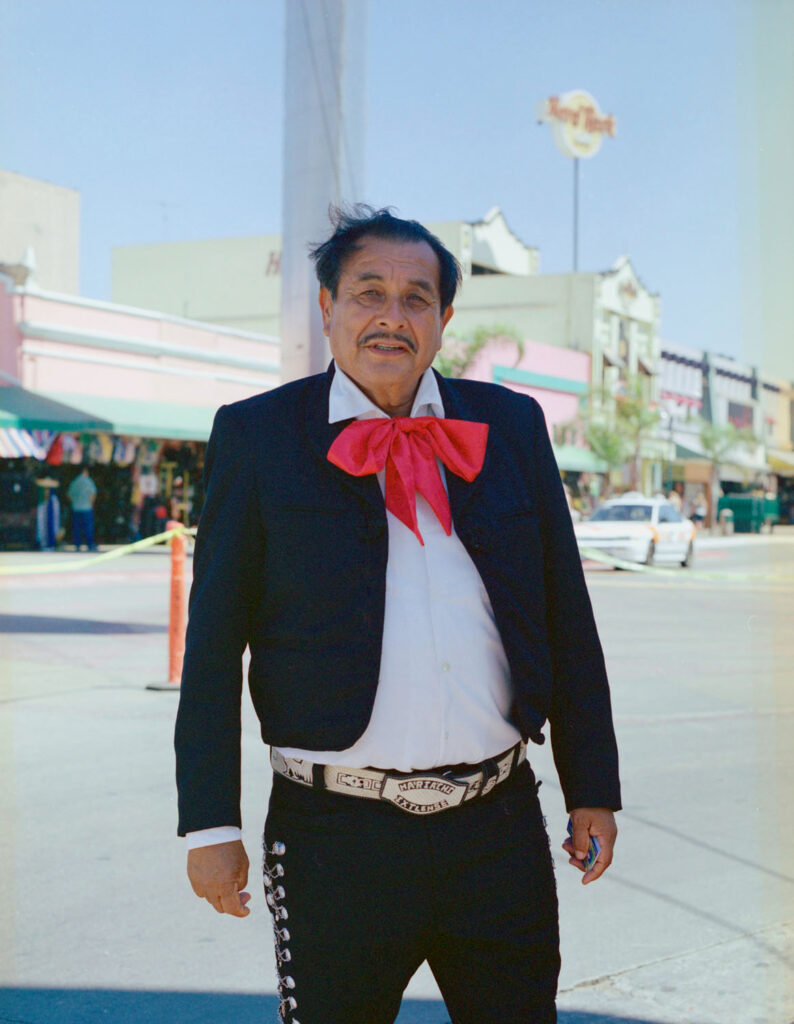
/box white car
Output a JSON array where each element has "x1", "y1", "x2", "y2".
[{"x1": 574, "y1": 492, "x2": 695, "y2": 567}]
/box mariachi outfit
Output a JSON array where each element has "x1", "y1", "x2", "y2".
[{"x1": 175, "y1": 363, "x2": 621, "y2": 1024}]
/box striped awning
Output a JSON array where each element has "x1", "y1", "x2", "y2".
[{"x1": 0, "y1": 427, "x2": 50, "y2": 459}]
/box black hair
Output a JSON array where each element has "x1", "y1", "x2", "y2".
[{"x1": 309, "y1": 205, "x2": 461, "y2": 313}]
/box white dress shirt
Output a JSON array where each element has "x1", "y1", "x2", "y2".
[{"x1": 186, "y1": 365, "x2": 520, "y2": 849}]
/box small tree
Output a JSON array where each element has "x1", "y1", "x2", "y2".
[
  {"x1": 583, "y1": 423, "x2": 633, "y2": 499},
  {"x1": 434, "y1": 323, "x2": 523, "y2": 379},
  {"x1": 613, "y1": 377, "x2": 661, "y2": 490},
  {"x1": 563, "y1": 374, "x2": 660, "y2": 496},
  {"x1": 696, "y1": 419, "x2": 759, "y2": 528}
]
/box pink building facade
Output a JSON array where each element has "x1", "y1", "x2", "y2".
[
  {"x1": 1, "y1": 277, "x2": 279, "y2": 438},
  {"x1": 464, "y1": 336, "x2": 603, "y2": 473}
]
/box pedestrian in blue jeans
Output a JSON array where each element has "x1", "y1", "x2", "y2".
[{"x1": 67, "y1": 467, "x2": 98, "y2": 550}]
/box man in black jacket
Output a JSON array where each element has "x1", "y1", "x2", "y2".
[{"x1": 175, "y1": 207, "x2": 620, "y2": 1024}]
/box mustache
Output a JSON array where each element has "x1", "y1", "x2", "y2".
[{"x1": 359, "y1": 331, "x2": 416, "y2": 353}]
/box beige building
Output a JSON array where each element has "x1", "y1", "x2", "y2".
[
  {"x1": 112, "y1": 234, "x2": 283, "y2": 337},
  {"x1": 0, "y1": 169, "x2": 80, "y2": 295},
  {"x1": 112, "y1": 208, "x2": 541, "y2": 339},
  {"x1": 112, "y1": 207, "x2": 659, "y2": 392}
]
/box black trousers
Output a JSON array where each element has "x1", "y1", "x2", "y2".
[{"x1": 263, "y1": 760, "x2": 560, "y2": 1024}]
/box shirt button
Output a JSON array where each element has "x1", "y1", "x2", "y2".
[{"x1": 441, "y1": 661, "x2": 451, "y2": 672}]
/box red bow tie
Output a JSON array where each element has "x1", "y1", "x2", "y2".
[{"x1": 327, "y1": 416, "x2": 489, "y2": 544}]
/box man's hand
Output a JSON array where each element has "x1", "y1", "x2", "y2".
[
  {"x1": 187, "y1": 840, "x2": 251, "y2": 916},
  {"x1": 562, "y1": 807, "x2": 617, "y2": 885}
]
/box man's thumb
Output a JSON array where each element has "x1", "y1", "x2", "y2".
[{"x1": 573, "y1": 823, "x2": 589, "y2": 859}]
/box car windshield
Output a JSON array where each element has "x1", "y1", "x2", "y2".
[{"x1": 589, "y1": 504, "x2": 653, "y2": 522}]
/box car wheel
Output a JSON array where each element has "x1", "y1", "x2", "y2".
[
  {"x1": 644, "y1": 540, "x2": 655, "y2": 566},
  {"x1": 681, "y1": 541, "x2": 693, "y2": 568}
]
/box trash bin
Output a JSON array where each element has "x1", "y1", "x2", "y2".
[
  {"x1": 763, "y1": 494, "x2": 780, "y2": 533},
  {"x1": 717, "y1": 495, "x2": 764, "y2": 533}
]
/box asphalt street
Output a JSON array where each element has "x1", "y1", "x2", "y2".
[{"x1": 1, "y1": 530, "x2": 792, "y2": 1024}]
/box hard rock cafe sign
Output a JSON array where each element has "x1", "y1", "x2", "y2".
[{"x1": 536, "y1": 90, "x2": 617, "y2": 159}]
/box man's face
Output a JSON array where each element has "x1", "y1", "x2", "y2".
[{"x1": 319, "y1": 236, "x2": 454, "y2": 416}]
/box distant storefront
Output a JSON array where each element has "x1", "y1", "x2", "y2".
[{"x1": 0, "y1": 274, "x2": 279, "y2": 549}]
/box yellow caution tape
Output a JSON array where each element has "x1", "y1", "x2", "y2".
[
  {"x1": 578, "y1": 546, "x2": 794, "y2": 582},
  {"x1": 0, "y1": 526, "x2": 197, "y2": 576},
  {"x1": 2, "y1": 533, "x2": 788, "y2": 583}
]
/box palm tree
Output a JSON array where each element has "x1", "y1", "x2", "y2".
[{"x1": 696, "y1": 419, "x2": 759, "y2": 528}]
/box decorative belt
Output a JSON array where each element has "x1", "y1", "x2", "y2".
[{"x1": 270, "y1": 741, "x2": 526, "y2": 816}]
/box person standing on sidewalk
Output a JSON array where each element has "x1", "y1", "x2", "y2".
[
  {"x1": 175, "y1": 207, "x2": 621, "y2": 1024},
  {"x1": 67, "y1": 467, "x2": 97, "y2": 551}
]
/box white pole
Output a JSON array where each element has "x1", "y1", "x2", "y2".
[{"x1": 280, "y1": 0, "x2": 367, "y2": 383}]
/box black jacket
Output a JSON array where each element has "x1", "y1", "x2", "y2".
[{"x1": 175, "y1": 366, "x2": 621, "y2": 834}]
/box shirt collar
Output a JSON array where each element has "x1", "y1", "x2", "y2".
[{"x1": 329, "y1": 363, "x2": 445, "y2": 423}]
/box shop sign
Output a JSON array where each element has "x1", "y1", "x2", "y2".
[{"x1": 536, "y1": 90, "x2": 617, "y2": 159}]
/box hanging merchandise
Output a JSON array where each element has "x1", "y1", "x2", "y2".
[
  {"x1": 63, "y1": 434, "x2": 84, "y2": 464},
  {"x1": 112, "y1": 437, "x2": 128, "y2": 464},
  {"x1": 86, "y1": 435, "x2": 103, "y2": 463},
  {"x1": 135, "y1": 439, "x2": 161, "y2": 468},
  {"x1": 35, "y1": 477, "x2": 61, "y2": 549},
  {"x1": 87, "y1": 433, "x2": 114, "y2": 464},
  {"x1": 139, "y1": 469, "x2": 159, "y2": 498},
  {"x1": 33, "y1": 429, "x2": 57, "y2": 454},
  {"x1": 99, "y1": 434, "x2": 114, "y2": 463},
  {"x1": 61, "y1": 434, "x2": 79, "y2": 463},
  {"x1": 45, "y1": 434, "x2": 64, "y2": 466}
]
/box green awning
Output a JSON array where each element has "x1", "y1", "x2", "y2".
[
  {"x1": 0, "y1": 385, "x2": 114, "y2": 431},
  {"x1": 552, "y1": 444, "x2": 608, "y2": 473},
  {"x1": 43, "y1": 392, "x2": 217, "y2": 441},
  {"x1": 675, "y1": 443, "x2": 708, "y2": 461}
]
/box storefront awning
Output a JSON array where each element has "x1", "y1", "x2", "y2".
[
  {"x1": 675, "y1": 442, "x2": 708, "y2": 461},
  {"x1": 43, "y1": 392, "x2": 217, "y2": 441},
  {"x1": 552, "y1": 444, "x2": 608, "y2": 474},
  {"x1": 767, "y1": 448, "x2": 794, "y2": 477},
  {"x1": 0, "y1": 385, "x2": 113, "y2": 431}
]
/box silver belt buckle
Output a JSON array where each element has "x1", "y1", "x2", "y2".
[{"x1": 380, "y1": 771, "x2": 469, "y2": 815}]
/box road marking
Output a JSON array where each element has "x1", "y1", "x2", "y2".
[{"x1": 579, "y1": 546, "x2": 794, "y2": 582}]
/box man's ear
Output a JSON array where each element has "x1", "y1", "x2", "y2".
[
  {"x1": 441, "y1": 304, "x2": 454, "y2": 332},
  {"x1": 318, "y1": 287, "x2": 333, "y2": 336}
]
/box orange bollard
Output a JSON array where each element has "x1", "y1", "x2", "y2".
[
  {"x1": 147, "y1": 520, "x2": 187, "y2": 692},
  {"x1": 167, "y1": 520, "x2": 187, "y2": 685}
]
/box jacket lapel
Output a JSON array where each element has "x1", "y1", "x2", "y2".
[
  {"x1": 302, "y1": 364, "x2": 384, "y2": 515},
  {"x1": 435, "y1": 371, "x2": 491, "y2": 522}
]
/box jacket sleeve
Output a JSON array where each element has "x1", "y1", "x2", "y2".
[
  {"x1": 174, "y1": 404, "x2": 265, "y2": 835},
  {"x1": 531, "y1": 399, "x2": 622, "y2": 812}
]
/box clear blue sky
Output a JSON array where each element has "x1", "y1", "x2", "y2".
[{"x1": 0, "y1": 0, "x2": 752, "y2": 360}]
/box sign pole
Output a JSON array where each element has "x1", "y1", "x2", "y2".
[
  {"x1": 573, "y1": 156, "x2": 579, "y2": 272},
  {"x1": 536, "y1": 91, "x2": 617, "y2": 274}
]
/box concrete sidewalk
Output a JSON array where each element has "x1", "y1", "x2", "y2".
[{"x1": 1, "y1": 546, "x2": 793, "y2": 1023}]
